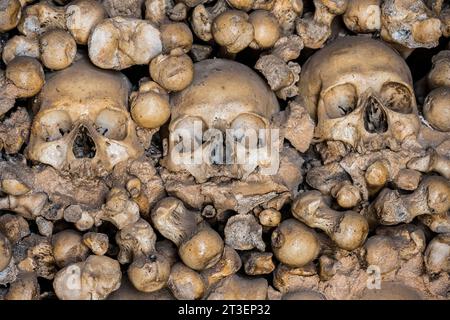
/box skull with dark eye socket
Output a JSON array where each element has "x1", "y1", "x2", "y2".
[
  {"x1": 298, "y1": 37, "x2": 420, "y2": 155},
  {"x1": 26, "y1": 59, "x2": 143, "y2": 178},
  {"x1": 162, "y1": 59, "x2": 280, "y2": 183}
]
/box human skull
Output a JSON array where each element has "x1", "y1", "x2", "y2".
[
  {"x1": 162, "y1": 59, "x2": 280, "y2": 183},
  {"x1": 298, "y1": 37, "x2": 420, "y2": 154},
  {"x1": 27, "y1": 58, "x2": 143, "y2": 178}
]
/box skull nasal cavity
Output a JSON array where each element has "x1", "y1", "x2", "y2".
[
  {"x1": 73, "y1": 126, "x2": 96, "y2": 159},
  {"x1": 364, "y1": 97, "x2": 388, "y2": 134}
]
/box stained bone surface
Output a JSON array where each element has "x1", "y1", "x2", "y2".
[{"x1": 0, "y1": 0, "x2": 449, "y2": 301}]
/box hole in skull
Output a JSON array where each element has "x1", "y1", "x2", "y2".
[
  {"x1": 364, "y1": 97, "x2": 388, "y2": 133},
  {"x1": 72, "y1": 126, "x2": 96, "y2": 159}
]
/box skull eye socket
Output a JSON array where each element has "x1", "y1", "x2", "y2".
[
  {"x1": 38, "y1": 110, "x2": 72, "y2": 142},
  {"x1": 171, "y1": 116, "x2": 206, "y2": 153},
  {"x1": 230, "y1": 113, "x2": 267, "y2": 149},
  {"x1": 322, "y1": 83, "x2": 357, "y2": 119},
  {"x1": 95, "y1": 109, "x2": 128, "y2": 140},
  {"x1": 380, "y1": 82, "x2": 413, "y2": 114}
]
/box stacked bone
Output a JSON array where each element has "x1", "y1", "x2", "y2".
[{"x1": 0, "y1": 0, "x2": 449, "y2": 300}]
